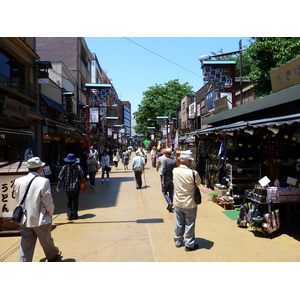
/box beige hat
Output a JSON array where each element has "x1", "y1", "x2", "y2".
[
  {"x1": 178, "y1": 151, "x2": 194, "y2": 161},
  {"x1": 27, "y1": 157, "x2": 46, "y2": 168},
  {"x1": 165, "y1": 148, "x2": 172, "y2": 154}
]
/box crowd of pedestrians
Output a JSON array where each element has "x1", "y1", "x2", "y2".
[{"x1": 12, "y1": 144, "x2": 202, "y2": 261}]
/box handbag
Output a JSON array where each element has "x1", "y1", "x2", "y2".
[
  {"x1": 105, "y1": 165, "x2": 111, "y2": 172},
  {"x1": 11, "y1": 175, "x2": 38, "y2": 223},
  {"x1": 263, "y1": 201, "x2": 280, "y2": 234},
  {"x1": 78, "y1": 178, "x2": 88, "y2": 193},
  {"x1": 193, "y1": 170, "x2": 202, "y2": 205}
]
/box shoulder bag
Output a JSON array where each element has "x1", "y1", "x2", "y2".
[
  {"x1": 193, "y1": 170, "x2": 202, "y2": 205},
  {"x1": 11, "y1": 175, "x2": 38, "y2": 223},
  {"x1": 263, "y1": 201, "x2": 280, "y2": 234}
]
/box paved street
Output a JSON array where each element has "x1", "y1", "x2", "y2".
[{"x1": 2, "y1": 155, "x2": 300, "y2": 263}]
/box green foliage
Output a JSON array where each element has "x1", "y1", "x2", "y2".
[
  {"x1": 133, "y1": 79, "x2": 194, "y2": 137},
  {"x1": 246, "y1": 37, "x2": 300, "y2": 96},
  {"x1": 210, "y1": 43, "x2": 252, "y2": 78}
]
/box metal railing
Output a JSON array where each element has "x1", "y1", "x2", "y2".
[{"x1": 0, "y1": 73, "x2": 37, "y2": 101}]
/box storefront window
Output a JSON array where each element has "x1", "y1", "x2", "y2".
[
  {"x1": 0, "y1": 49, "x2": 24, "y2": 85},
  {"x1": 0, "y1": 50, "x2": 10, "y2": 79}
]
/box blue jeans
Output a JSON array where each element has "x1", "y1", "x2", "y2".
[
  {"x1": 89, "y1": 171, "x2": 96, "y2": 186},
  {"x1": 101, "y1": 168, "x2": 109, "y2": 179},
  {"x1": 174, "y1": 206, "x2": 197, "y2": 248},
  {"x1": 162, "y1": 176, "x2": 174, "y2": 205}
]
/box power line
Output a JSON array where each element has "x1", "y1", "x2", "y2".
[{"x1": 124, "y1": 37, "x2": 202, "y2": 78}]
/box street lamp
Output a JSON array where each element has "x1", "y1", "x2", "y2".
[
  {"x1": 113, "y1": 124, "x2": 124, "y2": 146},
  {"x1": 156, "y1": 116, "x2": 169, "y2": 147},
  {"x1": 105, "y1": 116, "x2": 119, "y2": 148},
  {"x1": 147, "y1": 126, "x2": 156, "y2": 142},
  {"x1": 84, "y1": 83, "x2": 113, "y2": 150}
]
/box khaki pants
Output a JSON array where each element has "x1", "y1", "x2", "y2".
[{"x1": 19, "y1": 223, "x2": 59, "y2": 262}]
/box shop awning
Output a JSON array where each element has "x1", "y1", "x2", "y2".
[
  {"x1": 193, "y1": 113, "x2": 300, "y2": 136},
  {"x1": 249, "y1": 113, "x2": 300, "y2": 128},
  {"x1": 0, "y1": 128, "x2": 34, "y2": 136},
  {"x1": 0, "y1": 128, "x2": 34, "y2": 142},
  {"x1": 41, "y1": 94, "x2": 68, "y2": 115}
]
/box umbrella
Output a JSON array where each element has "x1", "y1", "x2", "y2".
[{"x1": 143, "y1": 140, "x2": 151, "y2": 147}]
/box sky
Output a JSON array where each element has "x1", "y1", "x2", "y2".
[{"x1": 84, "y1": 37, "x2": 250, "y2": 115}]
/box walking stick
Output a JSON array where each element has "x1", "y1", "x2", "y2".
[{"x1": 143, "y1": 168, "x2": 146, "y2": 187}]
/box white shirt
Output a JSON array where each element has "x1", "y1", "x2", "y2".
[
  {"x1": 172, "y1": 165, "x2": 201, "y2": 209},
  {"x1": 132, "y1": 156, "x2": 145, "y2": 169},
  {"x1": 156, "y1": 155, "x2": 167, "y2": 175}
]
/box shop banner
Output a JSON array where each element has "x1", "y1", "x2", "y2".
[
  {"x1": 3, "y1": 96, "x2": 29, "y2": 121},
  {"x1": 0, "y1": 175, "x2": 19, "y2": 218}
]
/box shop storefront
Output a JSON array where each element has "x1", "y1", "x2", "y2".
[
  {"x1": 42, "y1": 118, "x2": 85, "y2": 182},
  {"x1": 190, "y1": 82, "x2": 300, "y2": 233}
]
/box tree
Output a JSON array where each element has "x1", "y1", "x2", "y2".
[
  {"x1": 246, "y1": 37, "x2": 300, "y2": 96},
  {"x1": 210, "y1": 45, "x2": 252, "y2": 79},
  {"x1": 133, "y1": 79, "x2": 194, "y2": 138}
]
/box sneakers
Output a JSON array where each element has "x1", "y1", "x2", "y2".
[
  {"x1": 106, "y1": 179, "x2": 109, "y2": 182},
  {"x1": 185, "y1": 244, "x2": 199, "y2": 252},
  {"x1": 101, "y1": 180, "x2": 104, "y2": 183},
  {"x1": 175, "y1": 241, "x2": 182, "y2": 248}
]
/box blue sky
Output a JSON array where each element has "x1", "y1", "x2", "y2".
[{"x1": 85, "y1": 37, "x2": 250, "y2": 114}]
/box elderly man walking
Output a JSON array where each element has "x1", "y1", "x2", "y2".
[
  {"x1": 13, "y1": 157, "x2": 62, "y2": 262},
  {"x1": 172, "y1": 151, "x2": 201, "y2": 251},
  {"x1": 132, "y1": 150, "x2": 145, "y2": 189}
]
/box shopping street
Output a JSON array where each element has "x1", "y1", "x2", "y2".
[{"x1": 2, "y1": 156, "x2": 300, "y2": 263}]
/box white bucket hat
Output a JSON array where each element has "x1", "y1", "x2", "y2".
[
  {"x1": 165, "y1": 148, "x2": 172, "y2": 154},
  {"x1": 27, "y1": 157, "x2": 46, "y2": 168},
  {"x1": 178, "y1": 151, "x2": 194, "y2": 161}
]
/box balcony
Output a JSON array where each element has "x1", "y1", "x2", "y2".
[{"x1": 0, "y1": 73, "x2": 37, "y2": 104}]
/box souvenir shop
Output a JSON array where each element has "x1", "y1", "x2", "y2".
[{"x1": 192, "y1": 83, "x2": 300, "y2": 234}]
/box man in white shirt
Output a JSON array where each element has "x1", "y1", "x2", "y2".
[
  {"x1": 132, "y1": 151, "x2": 145, "y2": 189},
  {"x1": 156, "y1": 149, "x2": 166, "y2": 176},
  {"x1": 172, "y1": 151, "x2": 201, "y2": 251}
]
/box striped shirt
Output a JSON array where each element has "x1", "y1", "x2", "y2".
[{"x1": 57, "y1": 163, "x2": 84, "y2": 191}]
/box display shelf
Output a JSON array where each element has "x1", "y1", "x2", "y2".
[{"x1": 226, "y1": 163, "x2": 261, "y2": 193}]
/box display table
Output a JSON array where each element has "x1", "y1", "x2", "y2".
[{"x1": 245, "y1": 187, "x2": 300, "y2": 227}]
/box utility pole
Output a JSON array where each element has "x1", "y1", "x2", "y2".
[{"x1": 239, "y1": 39, "x2": 243, "y2": 104}]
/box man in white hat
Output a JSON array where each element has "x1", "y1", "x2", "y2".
[
  {"x1": 172, "y1": 151, "x2": 201, "y2": 251},
  {"x1": 132, "y1": 150, "x2": 145, "y2": 189},
  {"x1": 13, "y1": 157, "x2": 62, "y2": 261}
]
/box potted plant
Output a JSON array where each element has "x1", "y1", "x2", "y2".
[{"x1": 208, "y1": 192, "x2": 219, "y2": 202}]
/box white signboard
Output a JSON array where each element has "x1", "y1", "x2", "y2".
[{"x1": 0, "y1": 175, "x2": 19, "y2": 218}]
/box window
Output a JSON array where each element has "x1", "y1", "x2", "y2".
[
  {"x1": 0, "y1": 49, "x2": 24, "y2": 85},
  {"x1": 0, "y1": 50, "x2": 10, "y2": 78}
]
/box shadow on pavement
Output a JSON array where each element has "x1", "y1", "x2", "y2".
[
  {"x1": 53, "y1": 218, "x2": 164, "y2": 227},
  {"x1": 195, "y1": 237, "x2": 214, "y2": 250},
  {"x1": 39, "y1": 256, "x2": 76, "y2": 262},
  {"x1": 52, "y1": 176, "x2": 134, "y2": 214}
]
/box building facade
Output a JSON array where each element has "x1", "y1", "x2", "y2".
[{"x1": 0, "y1": 37, "x2": 41, "y2": 161}]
